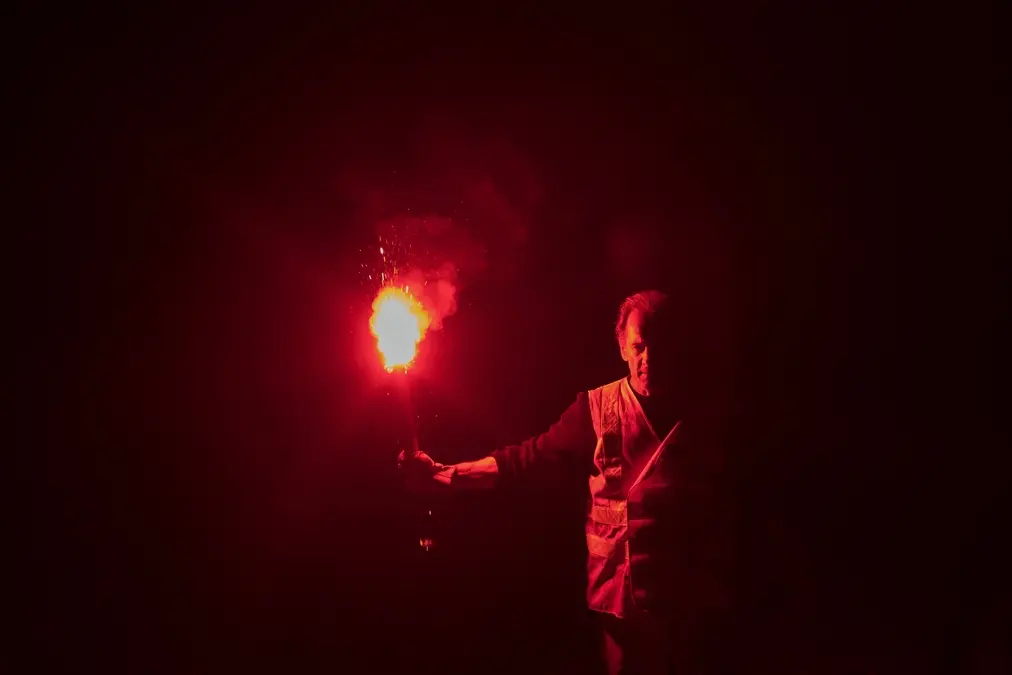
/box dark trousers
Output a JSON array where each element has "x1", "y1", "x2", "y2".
[
  {"x1": 600, "y1": 611, "x2": 671, "y2": 675},
  {"x1": 600, "y1": 610, "x2": 718, "y2": 675}
]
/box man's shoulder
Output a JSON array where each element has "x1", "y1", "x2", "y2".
[
  {"x1": 586, "y1": 378, "x2": 625, "y2": 397},
  {"x1": 584, "y1": 379, "x2": 625, "y2": 436},
  {"x1": 585, "y1": 379, "x2": 626, "y2": 417}
]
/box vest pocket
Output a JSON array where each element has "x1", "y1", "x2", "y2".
[
  {"x1": 590, "y1": 503, "x2": 626, "y2": 526},
  {"x1": 586, "y1": 517, "x2": 626, "y2": 558},
  {"x1": 586, "y1": 532, "x2": 618, "y2": 558}
]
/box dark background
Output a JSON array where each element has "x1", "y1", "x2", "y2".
[{"x1": 18, "y1": 4, "x2": 1005, "y2": 674}]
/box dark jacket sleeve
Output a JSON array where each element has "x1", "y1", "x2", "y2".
[{"x1": 490, "y1": 392, "x2": 596, "y2": 481}]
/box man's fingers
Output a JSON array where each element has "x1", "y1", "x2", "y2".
[{"x1": 397, "y1": 449, "x2": 430, "y2": 473}]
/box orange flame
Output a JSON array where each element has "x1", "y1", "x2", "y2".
[{"x1": 369, "y1": 286, "x2": 431, "y2": 372}]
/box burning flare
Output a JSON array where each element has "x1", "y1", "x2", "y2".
[{"x1": 370, "y1": 286, "x2": 431, "y2": 372}]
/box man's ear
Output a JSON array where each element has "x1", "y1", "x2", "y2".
[{"x1": 618, "y1": 340, "x2": 628, "y2": 363}]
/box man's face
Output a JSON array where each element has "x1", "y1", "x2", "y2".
[{"x1": 620, "y1": 308, "x2": 677, "y2": 396}]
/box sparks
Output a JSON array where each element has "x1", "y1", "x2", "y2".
[{"x1": 369, "y1": 286, "x2": 431, "y2": 372}]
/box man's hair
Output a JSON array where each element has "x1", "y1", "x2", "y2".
[{"x1": 615, "y1": 290, "x2": 669, "y2": 344}]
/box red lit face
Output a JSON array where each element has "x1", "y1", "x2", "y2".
[{"x1": 620, "y1": 308, "x2": 675, "y2": 396}]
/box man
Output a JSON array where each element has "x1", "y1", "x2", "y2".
[{"x1": 399, "y1": 290, "x2": 732, "y2": 674}]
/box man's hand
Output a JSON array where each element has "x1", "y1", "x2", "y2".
[
  {"x1": 397, "y1": 450, "x2": 499, "y2": 492},
  {"x1": 397, "y1": 448, "x2": 452, "y2": 493}
]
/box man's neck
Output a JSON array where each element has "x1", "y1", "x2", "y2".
[
  {"x1": 628, "y1": 377, "x2": 682, "y2": 408},
  {"x1": 627, "y1": 378, "x2": 682, "y2": 440},
  {"x1": 629, "y1": 377, "x2": 649, "y2": 398},
  {"x1": 628, "y1": 377, "x2": 666, "y2": 400}
]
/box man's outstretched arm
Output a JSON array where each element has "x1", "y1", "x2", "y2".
[
  {"x1": 402, "y1": 392, "x2": 595, "y2": 491},
  {"x1": 430, "y1": 456, "x2": 499, "y2": 490},
  {"x1": 489, "y1": 391, "x2": 595, "y2": 481}
]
